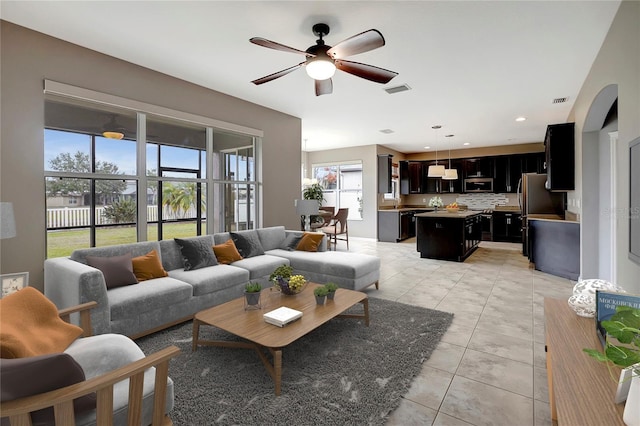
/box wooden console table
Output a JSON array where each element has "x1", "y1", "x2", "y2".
[{"x1": 544, "y1": 298, "x2": 625, "y2": 425}]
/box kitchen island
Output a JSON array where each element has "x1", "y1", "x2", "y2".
[{"x1": 415, "y1": 211, "x2": 482, "y2": 261}]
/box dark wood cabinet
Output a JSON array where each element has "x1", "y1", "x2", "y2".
[
  {"x1": 377, "y1": 154, "x2": 393, "y2": 193},
  {"x1": 416, "y1": 213, "x2": 481, "y2": 261},
  {"x1": 408, "y1": 161, "x2": 424, "y2": 193},
  {"x1": 463, "y1": 157, "x2": 494, "y2": 178},
  {"x1": 441, "y1": 159, "x2": 463, "y2": 193},
  {"x1": 494, "y1": 153, "x2": 544, "y2": 193},
  {"x1": 399, "y1": 161, "x2": 409, "y2": 195},
  {"x1": 492, "y1": 211, "x2": 522, "y2": 242},
  {"x1": 522, "y1": 153, "x2": 544, "y2": 174},
  {"x1": 544, "y1": 123, "x2": 575, "y2": 191}
]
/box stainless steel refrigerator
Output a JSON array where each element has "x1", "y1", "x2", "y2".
[{"x1": 517, "y1": 173, "x2": 565, "y2": 257}]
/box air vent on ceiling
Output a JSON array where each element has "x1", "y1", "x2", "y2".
[
  {"x1": 552, "y1": 97, "x2": 569, "y2": 104},
  {"x1": 384, "y1": 84, "x2": 411, "y2": 94},
  {"x1": 379, "y1": 129, "x2": 394, "y2": 134}
]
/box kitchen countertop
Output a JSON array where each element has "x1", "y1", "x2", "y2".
[
  {"x1": 415, "y1": 211, "x2": 480, "y2": 219},
  {"x1": 378, "y1": 207, "x2": 435, "y2": 213}
]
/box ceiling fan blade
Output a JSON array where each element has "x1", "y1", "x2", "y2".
[
  {"x1": 335, "y1": 59, "x2": 398, "y2": 84},
  {"x1": 315, "y1": 78, "x2": 333, "y2": 96},
  {"x1": 251, "y1": 62, "x2": 305, "y2": 85},
  {"x1": 327, "y1": 29, "x2": 385, "y2": 59},
  {"x1": 250, "y1": 37, "x2": 314, "y2": 56}
]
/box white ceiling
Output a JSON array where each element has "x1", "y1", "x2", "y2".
[{"x1": 1, "y1": 1, "x2": 620, "y2": 153}]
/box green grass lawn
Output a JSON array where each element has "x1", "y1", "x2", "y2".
[{"x1": 47, "y1": 222, "x2": 198, "y2": 258}]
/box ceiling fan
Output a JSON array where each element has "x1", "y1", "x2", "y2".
[{"x1": 250, "y1": 23, "x2": 398, "y2": 96}]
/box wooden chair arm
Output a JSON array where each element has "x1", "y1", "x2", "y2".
[
  {"x1": 58, "y1": 301, "x2": 98, "y2": 337},
  {"x1": 1, "y1": 345, "x2": 180, "y2": 426}
]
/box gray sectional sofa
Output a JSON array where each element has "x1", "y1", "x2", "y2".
[{"x1": 44, "y1": 226, "x2": 380, "y2": 339}]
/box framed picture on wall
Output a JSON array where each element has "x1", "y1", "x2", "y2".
[
  {"x1": 1, "y1": 272, "x2": 29, "y2": 298},
  {"x1": 630, "y1": 137, "x2": 640, "y2": 265}
]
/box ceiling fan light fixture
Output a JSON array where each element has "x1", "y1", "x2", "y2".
[
  {"x1": 102, "y1": 131, "x2": 124, "y2": 140},
  {"x1": 305, "y1": 58, "x2": 336, "y2": 80}
]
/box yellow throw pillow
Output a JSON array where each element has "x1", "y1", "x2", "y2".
[
  {"x1": 0, "y1": 287, "x2": 83, "y2": 358},
  {"x1": 132, "y1": 249, "x2": 168, "y2": 281},
  {"x1": 296, "y1": 232, "x2": 325, "y2": 252},
  {"x1": 213, "y1": 239, "x2": 243, "y2": 264}
]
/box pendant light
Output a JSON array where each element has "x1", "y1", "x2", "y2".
[
  {"x1": 443, "y1": 134, "x2": 458, "y2": 180},
  {"x1": 427, "y1": 125, "x2": 445, "y2": 177}
]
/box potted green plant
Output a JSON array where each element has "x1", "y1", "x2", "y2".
[
  {"x1": 243, "y1": 282, "x2": 262, "y2": 310},
  {"x1": 269, "y1": 265, "x2": 293, "y2": 283},
  {"x1": 302, "y1": 183, "x2": 326, "y2": 227},
  {"x1": 313, "y1": 286, "x2": 329, "y2": 305},
  {"x1": 324, "y1": 282, "x2": 338, "y2": 300},
  {"x1": 583, "y1": 306, "x2": 640, "y2": 424}
]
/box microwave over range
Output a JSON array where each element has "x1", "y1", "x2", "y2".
[{"x1": 463, "y1": 178, "x2": 494, "y2": 193}]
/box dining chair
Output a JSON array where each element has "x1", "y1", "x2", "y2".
[{"x1": 321, "y1": 208, "x2": 349, "y2": 250}]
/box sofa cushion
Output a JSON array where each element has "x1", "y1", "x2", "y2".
[
  {"x1": 265, "y1": 250, "x2": 380, "y2": 279},
  {"x1": 280, "y1": 233, "x2": 303, "y2": 251},
  {"x1": 256, "y1": 226, "x2": 286, "y2": 251},
  {"x1": 86, "y1": 253, "x2": 139, "y2": 289},
  {"x1": 169, "y1": 265, "x2": 249, "y2": 296},
  {"x1": 108, "y1": 277, "x2": 193, "y2": 319},
  {"x1": 230, "y1": 231, "x2": 265, "y2": 258},
  {"x1": 175, "y1": 237, "x2": 218, "y2": 271},
  {"x1": 229, "y1": 255, "x2": 291, "y2": 280},
  {"x1": 296, "y1": 232, "x2": 325, "y2": 252},
  {"x1": 212, "y1": 239, "x2": 243, "y2": 264},
  {"x1": 132, "y1": 250, "x2": 168, "y2": 281},
  {"x1": 0, "y1": 352, "x2": 96, "y2": 424},
  {"x1": 0, "y1": 287, "x2": 83, "y2": 358}
]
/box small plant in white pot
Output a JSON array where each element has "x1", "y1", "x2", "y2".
[
  {"x1": 584, "y1": 305, "x2": 640, "y2": 425},
  {"x1": 324, "y1": 282, "x2": 338, "y2": 300}
]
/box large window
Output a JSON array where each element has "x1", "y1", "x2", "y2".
[
  {"x1": 312, "y1": 162, "x2": 363, "y2": 220},
  {"x1": 44, "y1": 94, "x2": 260, "y2": 257}
]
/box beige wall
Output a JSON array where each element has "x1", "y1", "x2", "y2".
[
  {"x1": 568, "y1": 1, "x2": 640, "y2": 292},
  {"x1": 306, "y1": 145, "x2": 378, "y2": 238},
  {"x1": 0, "y1": 21, "x2": 302, "y2": 291}
]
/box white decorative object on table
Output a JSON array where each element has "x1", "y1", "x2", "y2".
[
  {"x1": 624, "y1": 367, "x2": 640, "y2": 426},
  {"x1": 568, "y1": 278, "x2": 625, "y2": 318},
  {"x1": 567, "y1": 293, "x2": 597, "y2": 317},
  {"x1": 572, "y1": 279, "x2": 626, "y2": 296}
]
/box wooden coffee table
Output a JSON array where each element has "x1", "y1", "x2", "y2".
[{"x1": 192, "y1": 283, "x2": 369, "y2": 395}]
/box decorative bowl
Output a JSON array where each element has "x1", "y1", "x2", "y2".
[
  {"x1": 446, "y1": 207, "x2": 459, "y2": 213},
  {"x1": 572, "y1": 279, "x2": 625, "y2": 296},
  {"x1": 274, "y1": 276, "x2": 307, "y2": 295},
  {"x1": 568, "y1": 293, "x2": 596, "y2": 317}
]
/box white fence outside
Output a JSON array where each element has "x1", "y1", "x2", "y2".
[{"x1": 47, "y1": 206, "x2": 199, "y2": 228}]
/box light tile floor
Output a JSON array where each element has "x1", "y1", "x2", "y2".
[{"x1": 340, "y1": 236, "x2": 575, "y2": 426}]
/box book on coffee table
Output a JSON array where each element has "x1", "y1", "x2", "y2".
[{"x1": 263, "y1": 306, "x2": 303, "y2": 327}]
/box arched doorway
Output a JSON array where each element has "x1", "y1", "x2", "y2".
[{"x1": 581, "y1": 84, "x2": 618, "y2": 281}]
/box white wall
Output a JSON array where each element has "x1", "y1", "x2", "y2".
[{"x1": 569, "y1": 1, "x2": 640, "y2": 292}]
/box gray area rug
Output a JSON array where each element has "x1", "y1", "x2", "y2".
[{"x1": 135, "y1": 297, "x2": 454, "y2": 425}]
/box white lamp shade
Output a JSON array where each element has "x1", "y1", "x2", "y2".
[
  {"x1": 0, "y1": 202, "x2": 16, "y2": 239},
  {"x1": 295, "y1": 199, "x2": 319, "y2": 216},
  {"x1": 305, "y1": 59, "x2": 336, "y2": 80},
  {"x1": 427, "y1": 164, "x2": 446, "y2": 177},
  {"x1": 442, "y1": 169, "x2": 459, "y2": 180}
]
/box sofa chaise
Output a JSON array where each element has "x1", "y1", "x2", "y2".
[{"x1": 44, "y1": 226, "x2": 380, "y2": 339}]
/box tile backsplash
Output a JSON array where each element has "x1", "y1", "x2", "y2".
[{"x1": 456, "y1": 193, "x2": 510, "y2": 210}]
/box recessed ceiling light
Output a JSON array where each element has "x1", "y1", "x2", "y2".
[
  {"x1": 445, "y1": 134, "x2": 454, "y2": 138},
  {"x1": 379, "y1": 129, "x2": 394, "y2": 134},
  {"x1": 463, "y1": 142, "x2": 470, "y2": 146},
  {"x1": 515, "y1": 116, "x2": 526, "y2": 122},
  {"x1": 424, "y1": 146, "x2": 430, "y2": 149}
]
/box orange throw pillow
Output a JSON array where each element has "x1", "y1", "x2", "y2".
[
  {"x1": 296, "y1": 232, "x2": 325, "y2": 252},
  {"x1": 132, "y1": 249, "x2": 168, "y2": 281},
  {"x1": 0, "y1": 287, "x2": 83, "y2": 358},
  {"x1": 213, "y1": 239, "x2": 243, "y2": 264}
]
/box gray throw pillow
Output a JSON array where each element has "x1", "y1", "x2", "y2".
[
  {"x1": 86, "y1": 253, "x2": 138, "y2": 289},
  {"x1": 175, "y1": 238, "x2": 218, "y2": 271},
  {"x1": 230, "y1": 232, "x2": 265, "y2": 258},
  {"x1": 281, "y1": 234, "x2": 303, "y2": 251}
]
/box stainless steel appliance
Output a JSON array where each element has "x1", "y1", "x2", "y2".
[
  {"x1": 463, "y1": 177, "x2": 494, "y2": 193},
  {"x1": 518, "y1": 173, "x2": 565, "y2": 257}
]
